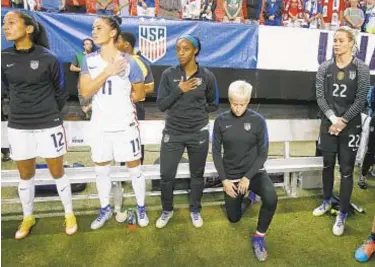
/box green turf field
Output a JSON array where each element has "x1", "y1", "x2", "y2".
[{"x1": 2, "y1": 143, "x2": 375, "y2": 266}]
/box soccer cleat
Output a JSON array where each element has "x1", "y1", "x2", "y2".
[
  {"x1": 313, "y1": 200, "x2": 332, "y2": 216},
  {"x1": 136, "y1": 205, "x2": 149, "y2": 227},
  {"x1": 332, "y1": 212, "x2": 347, "y2": 236},
  {"x1": 156, "y1": 211, "x2": 173, "y2": 229},
  {"x1": 65, "y1": 213, "x2": 78, "y2": 235},
  {"x1": 249, "y1": 191, "x2": 259, "y2": 204},
  {"x1": 15, "y1": 215, "x2": 36, "y2": 240},
  {"x1": 190, "y1": 211, "x2": 203, "y2": 228},
  {"x1": 358, "y1": 175, "x2": 368, "y2": 189},
  {"x1": 355, "y1": 238, "x2": 375, "y2": 262},
  {"x1": 90, "y1": 205, "x2": 112, "y2": 230},
  {"x1": 252, "y1": 235, "x2": 268, "y2": 261}
]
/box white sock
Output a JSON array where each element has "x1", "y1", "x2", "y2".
[
  {"x1": 55, "y1": 175, "x2": 73, "y2": 215},
  {"x1": 18, "y1": 177, "x2": 35, "y2": 217},
  {"x1": 129, "y1": 165, "x2": 145, "y2": 207},
  {"x1": 95, "y1": 165, "x2": 112, "y2": 208},
  {"x1": 255, "y1": 231, "x2": 266, "y2": 237}
]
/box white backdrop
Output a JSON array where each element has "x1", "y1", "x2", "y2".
[{"x1": 258, "y1": 26, "x2": 375, "y2": 75}]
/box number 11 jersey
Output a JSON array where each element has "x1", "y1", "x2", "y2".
[{"x1": 81, "y1": 51, "x2": 144, "y2": 131}]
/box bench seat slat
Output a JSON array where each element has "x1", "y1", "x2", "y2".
[{"x1": 1, "y1": 157, "x2": 323, "y2": 187}]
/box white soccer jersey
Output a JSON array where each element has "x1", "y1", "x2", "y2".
[{"x1": 81, "y1": 51, "x2": 144, "y2": 131}]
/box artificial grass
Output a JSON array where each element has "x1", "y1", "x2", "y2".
[
  {"x1": 2, "y1": 189, "x2": 375, "y2": 267},
  {"x1": 2, "y1": 141, "x2": 374, "y2": 266}
]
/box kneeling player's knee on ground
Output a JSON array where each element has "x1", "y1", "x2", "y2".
[{"x1": 227, "y1": 214, "x2": 241, "y2": 223}]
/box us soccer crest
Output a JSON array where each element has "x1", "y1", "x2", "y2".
[
  {"x1": 244, "y1": 123, "x2": 251, "y2": 131},
  {"x1": 30, "y1": 60, "x2": 39, "y2": 70},
  {"x1": 195, "y1": 78, "x2": 202, "y2": 86},
  {"x1": 349, "y1": 71, "x2": 356, "y2": 80},
  {"x1": 139, "y1": 25, "x2": 167, "y2": 63}
]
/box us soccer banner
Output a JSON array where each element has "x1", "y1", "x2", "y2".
[
  {"x1": 257, "y1": 26, "x2": 375, "y2": 75},
  {"x1": 1, "y1": 8, "x2": 259, "y2": 69},
  {"x1": 138, "y1": 25, "x2": 167, "y2": 63}
]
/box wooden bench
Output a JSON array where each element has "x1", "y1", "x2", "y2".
[{"x1": 1, "y1": 120, "x2": 322, "y2": 205}]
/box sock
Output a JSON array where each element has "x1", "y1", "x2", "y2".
[
  {"x1": 129, "y1": 165, "x2": 145, "y2": 207},
  {"x1": 18, "y1": 177, "x2": 35, "y2": 217},
  {"x1": 55, "y1": 175, "x2": 73, "y2": 215},
  {"x1": 95, "y1": 165, "x2": 112, "y2": 208},
  {"x1": 371, "y1": 232, "x2": 375, "y2": 242},
  {"x1": 255, "y1": 231, "x2": 265, "y2": 237}
]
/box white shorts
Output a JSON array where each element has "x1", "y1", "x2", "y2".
[
  {"x1": 89, "y1": 125, "x2": 142, "y2": 163},
  {"x1": 8, "y1": 125, "x2": 67, "y2": 161}
]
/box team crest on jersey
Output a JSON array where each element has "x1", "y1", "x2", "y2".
[
  {"x1": 195, "y1": 78, "x2": 202, "y2": 86},
  {"x1": 30, "y1": 60, "x2": 39, "y2": 70},
  {"x1": 349, "y1": 71, "x2": 356, "y2": 80},
  {"x1": 337, "y1": 71, "x2": 345, "y2": 81},
  {"x1": 118, "y1": 67, "x2": 128, "y2": 80},
  {"x1": 244, "y1": 123, "x2": 251, "y2": 131},
  {"x1": 118, "y1": 56, "x2": 128, "y2": 79},
  {"x1": 139, "y1": 25, "x2": 167, "y2": 63}
]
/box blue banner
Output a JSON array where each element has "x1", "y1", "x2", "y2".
[{"x1": 1, "y1": 8, "x2": 258, "y2": 69}]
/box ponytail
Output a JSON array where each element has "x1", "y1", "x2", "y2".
[{"x1": 32, "y1": 21, "x2": 49, "y2": 49}]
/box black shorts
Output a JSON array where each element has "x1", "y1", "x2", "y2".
[
  {"x1": 318, "y1": 115, "x2": 362, "y2": 153},
  {"x1": 135, "y1": 101, "x2": 145, "y2": 121}
]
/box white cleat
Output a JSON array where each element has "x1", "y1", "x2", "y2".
[
  {"x1": 333, "y1": 212, "x2": 347, "y2": 236},
  {"x1": 91, "y1": 206, "x2": 112, "y2": 230},
  {"x1": 136, "y1": 205, "x2": 149, "y2": 227},
  {"x1": 313, "y1": 201, "x2": 332, "y2": 217},
  {"x1": 190, "y1": 211, "x2": 203, "y2": 228},
  {"x1": 156, "y1": 211, "x2": 173, "y2": 229}
]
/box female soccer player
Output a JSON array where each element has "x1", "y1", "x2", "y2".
[
  {"x1": 212, "y1": 81, "x2": 277, "y2": 262},
  {"x1": 314, "y1": 26, "x2": 370, "y2": 236},
  {"x1": 1, "y1": 11, "x2": 77, "y2": 239},
  {"x1": 358, "y1": 85, "x2": 375, "y2": 189},
  {"x1": 156, "y1": 35, "x2": 219, "y2": 228},
  {"x1": 79, "y1": 16, "x2": 148, "y2": 229}
]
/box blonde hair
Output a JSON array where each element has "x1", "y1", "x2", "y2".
[
  {"x1": 335, "y1": 26, "x2": 358, "y2": 54},
  {"x1": 228, "y1": 80, "x2": 253, "y2": 101}
]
